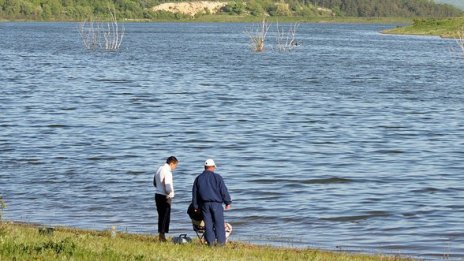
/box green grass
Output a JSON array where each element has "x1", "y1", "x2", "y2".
[
  {"x1": 383, "y1": 17, "x2": 464, "y2": 38},
  {"x1": 0, "y1": 222, "x2": 416, "y2": 261}
]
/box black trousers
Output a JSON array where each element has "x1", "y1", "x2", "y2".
[{"x1": 155, "y1": 193, "x2": 171, "y2": 233}]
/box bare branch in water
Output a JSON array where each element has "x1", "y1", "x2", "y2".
[
  {"x1": 79, "y1": 8, "x2": 124, "y2": 51},
  {"x1": 244, "y1": 19, "x2": 300, "y2": 53},
  {"x1": 245, "y1": 18, "x2": 270, "y2": 52},
  {"x1": 276, "y1": 22, "x2": 300, "y2": 52},
  {"x1": 79, "y1": 19, "x2": 101, "y2": 50}
]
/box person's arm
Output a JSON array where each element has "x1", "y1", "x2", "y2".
[
  {"x1": 219, "y1": 176, "x2": 232, "y2": 207},
  {"x1": 163, "y1": 168, "x2": 174, "y2": 198},
  {"x1": 192, "y1": 177, "x2": 199, "y2": 210},
  {"x1": 153, "y1": 166, "x2": 161, "y2": 188}
]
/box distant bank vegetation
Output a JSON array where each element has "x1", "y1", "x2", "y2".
[
  {"x1": 384, "y1": 16, "x2": 464, "y2": 38},
  {"x1": 0, "y1": 0, "x2": 463, "y2": 21},
  {"x1": 383, "y1": 16, "x2": 464, "y2": 59}
]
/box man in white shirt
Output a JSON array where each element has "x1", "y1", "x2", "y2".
[{"x1": 153, "y1": 156, "x2": 178, "y2": 242}]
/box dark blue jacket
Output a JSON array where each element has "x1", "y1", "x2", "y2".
[{"x1": 192, "y1": 170, "x2": 232, "y2": 209}]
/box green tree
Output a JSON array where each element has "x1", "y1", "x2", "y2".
[
  {"x1": 297, "y1": 5, "x2": 315, "y2": 16},
  {"x1": 4, "y1": 0, "x2": 21, "y2": 17},
  {"x1": 20, "y1": 0, "x2": 35, "y2": 15},
  {"x1": 222, "y1": 1, "x2": 246, "y2": 15},
  {"x1": 0, "y1": 0, "x2": 5, "y2": 14},
  {"x1": 246, "y1": 0, "x2": 265, "y2": 16},
  {"x1": 73, "y1": 5, "x2": 92, "y2": 19},
  {"x1": 275, "y1": 1, "x2": 292, "y2": 16},
  {"x1": 41, "y1": 3, "x2": 51, "y2": 19}
]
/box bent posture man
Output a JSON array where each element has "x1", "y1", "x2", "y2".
[
  {"x1": 154, "y1": 156, "x2": 178, "y2": 242},
  {"x1": 192, "y1": 159, "x2": 232, "y2": 245}
]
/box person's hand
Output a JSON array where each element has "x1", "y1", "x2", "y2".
[{"x1": 225, "y1": 204, "x2": 231, "y2": 210}]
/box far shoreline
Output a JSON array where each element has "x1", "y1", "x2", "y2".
[{"x1": 0, "y1": 15, "x2": 412, "y2": 24}]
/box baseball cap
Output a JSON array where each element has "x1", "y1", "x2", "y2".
[{"x1": 204, "y1": 159, "x2": 216, "y2": 167}]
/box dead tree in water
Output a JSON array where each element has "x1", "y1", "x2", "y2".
[
  {"x1": 79, "y1": 19, "x2": 100, "y2": 50},
  {"x1": 103, "y1": 11, "x2": 124, "y2": 50},
  {"x1": 276, "y1": 22, "x2": 300, "y2": 52},
  {"x1": 245, "y1": 18, "x2": 270, "y2": 52},
  {"x1": 79, "y1": 9, "x2": 124, "y2": 51}
]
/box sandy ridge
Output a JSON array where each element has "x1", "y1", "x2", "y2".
[{"x1": 152, "y1": 1, "x2": 228, "y2": 16}]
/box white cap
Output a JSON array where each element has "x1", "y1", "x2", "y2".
[{"x1": 204, "y1": 159, "x2": 216, "y2": 167}]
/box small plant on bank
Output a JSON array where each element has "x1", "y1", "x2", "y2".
[{"x1": 0, "y1": 195, "x2": 6, "y2": 222}]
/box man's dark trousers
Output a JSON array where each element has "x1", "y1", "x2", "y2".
[
  {"x1": 155, "y1": 194, "x2": 171, "y2": 233},
  {"x1": 201, "y1": 202, "x2": 226, "y2": 245}
]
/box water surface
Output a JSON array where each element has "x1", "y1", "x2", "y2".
[{"x1": 1, "y1": 22, "x2": 463, "y2": 260}]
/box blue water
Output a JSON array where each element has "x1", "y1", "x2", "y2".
[{"x1": 1, "y1": 22, "x2": 463, "y2": 260}]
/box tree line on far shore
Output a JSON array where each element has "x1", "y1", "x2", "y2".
[{"x1": 0, "y1": 0, "x2": 462, "y2": 21}]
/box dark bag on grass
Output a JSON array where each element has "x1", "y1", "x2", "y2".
[{"x1": 172, "y1": 234, "x2": 192, "y2": 244}]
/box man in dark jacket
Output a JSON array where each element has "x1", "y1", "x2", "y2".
[{"x1": 192, "y1": 159, "x2": 232, "y2": 246}]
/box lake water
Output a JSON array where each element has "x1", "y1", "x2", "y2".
[{"x1": 1, "y1": 22, "x2": 463, "y2": 260}]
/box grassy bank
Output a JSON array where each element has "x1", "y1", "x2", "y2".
[
  {"x1": 0, "y1": 222, "x2": 415, "y2": 261},
  {"x1": 383, "y1": 17, "x2": 464, "y2": 38}
]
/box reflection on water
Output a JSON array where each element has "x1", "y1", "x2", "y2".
[{"x1": 1, "y1": 22, "x2": 463, "y2": 260}]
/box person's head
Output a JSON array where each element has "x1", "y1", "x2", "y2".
[
  {"x1": 166, "y1": 156, "x2": 178, "y2": 171},
  {"x1": 204, "y1": 159, "x2": 216, "y2": 171}
]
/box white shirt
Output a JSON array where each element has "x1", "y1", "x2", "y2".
[{"x1": 155, "y1": 163, "x2": 174, "y2": 198}]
